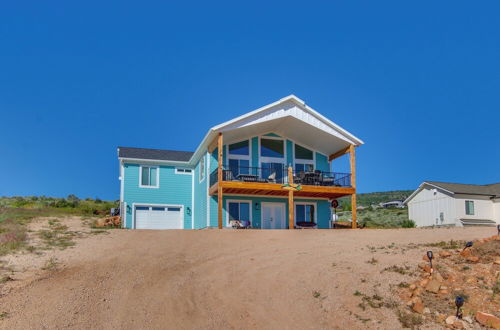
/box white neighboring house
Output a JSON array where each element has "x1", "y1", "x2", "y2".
[{"x1": 404, "y1": 181, "x2": 500, "y2": 227}]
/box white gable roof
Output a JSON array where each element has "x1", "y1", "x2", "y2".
[{"x1": 190, "y1": 95, "x2": 364, "y2": 164}]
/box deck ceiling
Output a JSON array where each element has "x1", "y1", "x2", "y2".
[
  {"x1": 210, "y1": 182, "x2": 354, "y2": 199},
  {"x1": 216, "y1": 98, "x2": 361, "y2": 156}
]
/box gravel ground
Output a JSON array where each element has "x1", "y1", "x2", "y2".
[{"x1": 0, "y1": 220, "x2": 495, "y2": 330}]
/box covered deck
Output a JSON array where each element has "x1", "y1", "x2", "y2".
[{"x1": 209, "y1": 133, "x2": 358, "y2": 229}]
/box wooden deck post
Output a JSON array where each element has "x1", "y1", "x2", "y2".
[
  {"x1": 217, "y1": 133, "x2": 223, "y2": 229},
  {"x1": 349, "y1": 145, "x2": 357, "y2": 229},
  {"x1": 288, "y1": 166, "x2": 294, "y2": 229}
]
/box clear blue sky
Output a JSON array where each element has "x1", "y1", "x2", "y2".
[{"x1": 1, "y1": 1, "x2": 499, "y2": 200}]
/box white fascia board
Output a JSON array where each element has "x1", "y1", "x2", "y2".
[
  {"x1": 119, "y1": 157, "x2": 193, "y2": 167},
  {"x1": 187, "y1": 95, "x2": 364, "y2": 165},
  {"x1": 403, "y1": 182, "x2": 456, "y2": 204}
]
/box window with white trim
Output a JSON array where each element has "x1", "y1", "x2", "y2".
[
  {"x1": 228, "y1": 140, "x2": 250, "y2": 178},
  {"x1": 465, "y1": 201, "x2": 474, "y2": 215},
  {"x1": 140, "y1": 166, "x2": 159, "y2": 187},
  {"x1": 199, "y1": 156, "x2": 205, "y2": 182},
  {"x1": 294, "y1": 144, "x2": 314, "y2": 173},
  {"x1": 228, "y1": 202, "x2": 250, "y2": 222},
  {"x1": 295, "y1": 203, "x2": 315, "y2": 224},
  {"x1": 175, "y1": 168, "x2": 192, "y2": 174},
  {"x1": 260, "y1": 137, "x2": 285, "y2": 182},
  {"x1": 261, "y1": 138, "x2": 284, "y2": 158}
]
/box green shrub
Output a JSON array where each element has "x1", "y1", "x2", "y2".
[{"x1": 401, "y1": 219, "x2": 416, "y2": 228}]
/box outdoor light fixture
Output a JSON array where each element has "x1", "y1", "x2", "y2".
[
  {"x1": 255, "y1": 202, "x2": 260, "y2": 210},
  {"x1": 427, "y1": 251, "x2": 434, "y2": 269},
  {"x1": 462, "y1": 241, "x2": 473, "y2": 251},
  {"x1": 455, "y1": 296, "x2": 464, "y2": 319},
  {"x1": 186, "y1": 207, "x2": 191, "y2": 216}
]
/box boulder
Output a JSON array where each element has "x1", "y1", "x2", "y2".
[
  {"x1": 446, "y1": 315, "x2": 456, "y2": 325},
  {"x1": 475, "y1": 311, "x2": 500, "y2": 329},
  {"x1": 425, "y1": 279, "x2": 441, "y2": 293},
  {"x1": 433, "y1": 272, "x2": 444, "y2": 282},
  {"x1": 439, "y1": 251, "x2": 452, "y2": 258},
  {"x1": 460, "y1": 249, "x2": 472, "y2": 258},
  {"x1": 95, "y1": 218, "x2": 106, "y2": 228},
  {"x1": 412, "y1": 287, "x2": 423, "y2": 297},
  {"x1": 453, "y1": 320, "x2": 465, "y2": 329},
  {"x1": 412, "y1": 301, "x2": 425, "y2": 314},
  {"x1": 423, "y1": 264, "x2": 433, "y2": 273},
  {"x1": 463, "y1": 316, "x2": 473, "y2": 324},
  {"x1": 466, "y1": 256, "x2": 479, "y2": 263}
]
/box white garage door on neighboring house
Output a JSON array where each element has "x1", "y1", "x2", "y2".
[{"x1": 135, "y1": 205, "x2": 183, "y2": 229}]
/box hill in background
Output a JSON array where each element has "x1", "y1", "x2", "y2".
[{"x1": 339, "y1": 190, "x2": 413, "y2": 208}]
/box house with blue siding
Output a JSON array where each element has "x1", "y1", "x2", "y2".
[{"x1": 118, "y1": 95, "x2": 363, "y2": 230}]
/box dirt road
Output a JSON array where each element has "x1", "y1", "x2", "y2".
[{"x1": 0, "y1": 225, "x2": 494, "y2": 329}]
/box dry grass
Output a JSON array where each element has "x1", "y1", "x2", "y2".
[
  {"x1": 37, "y1": 219, "x2": 80, "y2": 250},
  {"x1": 0, "y1": 220, "x2": 28, "y2": 256}
]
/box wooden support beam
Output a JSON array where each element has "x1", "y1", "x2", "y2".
[
  {"x1": 217, "y1": 133, "x2": 223, "y2": 229},
  {"x1": 208, "y1": 135, "x2": 219, "y2": 154},
  {"x1": 288, "y1": 166, "x2": 294, "y2": 229},
  {"x1": 349, "y1": 144, "x2": 357, "y2": 229},
  {"x1": 351, "y1": 194, "x2": 357, "y2": 229},
  {"x1": 328, "y1": 146, "x2": 351, "y2": 161}
]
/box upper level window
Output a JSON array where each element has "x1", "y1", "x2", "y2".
[
  {"x1": 199, "y1": 156, "x2": 205, "y2": 182},
  {"x1": 140, "y1": 166, "x2": 159, "y2": 188},
  {"x1": 261, "y1": 138, "x2": 284, "y2": 158},
  {"x1": 295, "y1": 163, "x2": 314, "y2": 173},
  {"x1": 175, "y1": 168, "x2": 192, "y2": 175},
  {"x1": 465, "y1": 201, "x2": 474, "y2": 215},
  {"x1": 229, "y1": 141, "x2": 249, "y2": 156},
  {"x1": 295, "y1": 144, "x2": 313, "y2": 160},
  {"x1": 228, "y1": 140, "x2": 250, "y2": 178}
]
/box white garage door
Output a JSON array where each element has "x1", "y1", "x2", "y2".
[{"x1": 135, "y1": 206, "x2": 183, "y2": 229}]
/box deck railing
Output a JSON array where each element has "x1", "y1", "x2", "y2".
[{"x1": 210, "y1": 165, "x2": 351, "y2": 188}]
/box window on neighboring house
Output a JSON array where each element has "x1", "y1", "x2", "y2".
[
  {"x1": 228, "y1": 140, "x2": 250, "y2": 178},
  {"x1": 465, "y1": 200, "x2": 474, "y2": 215},
  {"x1": 140, "y1": 166, "x2": 158, "y2": 187},
  {"x1": 260, "y1": 138, "x2": 284, "y2": 158},
  {"x1": 175, "y1": 168, "x2": 192, "y2": 174},
  {"x1": 228, "y1": 202, "x2": 250, "y2": 222},
  {"x1": 199, "y1": 156, "x2": 205, "y2": 182},
  {"x1": 296, "y1": 204, "x2": 315, "y2": 223}
]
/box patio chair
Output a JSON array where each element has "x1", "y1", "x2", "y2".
[
  {"x1": 229, "y1": 220, "x2": 251, "y2": 229},
  {"x1": 267, "y1": 172, "x2": 276, "y2": 183}
]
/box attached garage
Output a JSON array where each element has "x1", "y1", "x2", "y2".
[{"x1": 134, "y1": 205, "x2": 184, "y2": 229}]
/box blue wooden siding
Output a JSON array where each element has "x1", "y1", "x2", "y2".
[
  {"x1": 251, "y1": 137, "x2": 259, "y2": 167},
  {"x1": 219, "y1": 196, "x2": 331, "y2": 229},
  {"x1": 122, "y1": 163, "x2": 192, "y2": 229},
  {"x1": 315, "y1": 152, "x2": 329, "y2": 173},
  {"x1": 263, "y1": 133, "x2": 281, "y2": 137},
  {"x1": 286, "y1": 139, "x2": 293, "y2": 166},
  {"x1": 193, "y1": 153, "x2": 208, "y2": 229}
]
